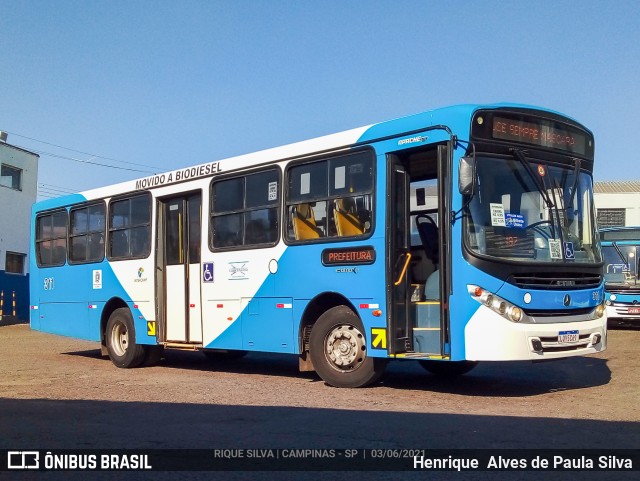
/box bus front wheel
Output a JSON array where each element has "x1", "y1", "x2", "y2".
[
  {"x1": 309, "y1": 306, "x2": 386, "y2": 388},
  {"x1": 106, "y1": 308, "x2": 146, "y2": 368}
]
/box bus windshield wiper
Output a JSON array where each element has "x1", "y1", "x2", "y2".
[
  {"x1": 612, "y1": 241, "x2": 629, "y2": 266},
  {"x1": 568, "y1": 157, "x2": 581, "y2": 210},
  {"x1": 510, "y1": 148, "x2": 557, "y2": 239}
]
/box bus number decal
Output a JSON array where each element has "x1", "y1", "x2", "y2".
[{"x1": 44, "y1": 277, "x2": 55, "y2": 291}]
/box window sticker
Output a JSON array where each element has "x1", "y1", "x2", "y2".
[
  {"x1": 268, "y1": 181, "x2": 277, "y2": 201},
  {"x1": 300, "y1": 173, "x2": 310, "y2": 195},
  {"x1": 549, "y1": 239, "x2": 562, "y2": 259},
  {"x1": 490, "y1": 203, "x2": 506, "y2": 227},
  {"x1": 334, "y1": 166, "x2": 346, "y2": 190},
  {"x1": 505, "y1": 213, "x2": 525, "y2": 229}
]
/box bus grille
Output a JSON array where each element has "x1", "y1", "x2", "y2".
[
  {"x1": 508, "y1": 273, "x2": 602, "y2": 290},
  {"x1": 536, "y1": 334, "x2": 591, "y2": 352},
  {"x1": 523, "y1": 307, "x2": 593, "y2": 317},
  {"x1": 607, "y1": 287, "x2": 640, "y2": 294}
]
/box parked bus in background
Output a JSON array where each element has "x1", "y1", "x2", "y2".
[
  {"x1": 600, "y1": 226, "x2": 640, "y2": 325},
  {"x1": 30, "y1": 103, "x2": 606, "y2": 388}
]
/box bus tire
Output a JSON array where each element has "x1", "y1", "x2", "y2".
[
  {"x1": 419, "y1": 360, "x2": 478, "y2": 377},
  {"x1": 309, "y1": 305, "x2": 386, "y2": 388},
  {"x1": 105, "y1": 308, "x2": 146, "y2": 368}
]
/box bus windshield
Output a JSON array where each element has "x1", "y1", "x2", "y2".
[
  {"x1": 602, "y1": 244, "x2": 639, "y2": 289},
  {"x1": 465, "y1": 155, "x2": 601, "y2": 264}
]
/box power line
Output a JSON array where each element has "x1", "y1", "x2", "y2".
[
  {"x1": 30, "y1": 148, "x2": 156, "y2": 174},
  {"x1": 3, "y1": 130, "x2": 163, "y2": 171},
  {"x1": 38, "y1": 184, "x2": 75, "y2": 194},
  {"x1": 38, "y1": 189, "x2": 72, "y2": 196},
  {"x1": 39, "y1": 183, "x2": 76, "y2": 193}
]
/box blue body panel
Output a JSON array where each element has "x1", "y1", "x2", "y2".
[{"x1": 29, "y1": 103, "x2": 604, "y2": 363}]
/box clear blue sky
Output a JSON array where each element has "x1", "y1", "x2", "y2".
[{"x1": 2, "y1": 0, "x2": 638, "y2": 199}]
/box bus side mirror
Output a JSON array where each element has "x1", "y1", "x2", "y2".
[{"x1": 458, "y1": 156, "x2": 476, "y2": 196}]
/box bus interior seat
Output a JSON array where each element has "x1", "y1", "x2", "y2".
[
  {"x1": 334, "y1": 197, "x2": 365, "y2": 236},
  {"x1": 425, "y1": 270, "x2": 440, "y2": 300},
  {"x1": 292, "y1": 203, "x2": 321, "y2": 240},
  {"x1": 416, "y1": 214, "x2": 439, "y2": 265},
  {"x1": 520, "y1": 191, "x2": 544, "y2": 225}
]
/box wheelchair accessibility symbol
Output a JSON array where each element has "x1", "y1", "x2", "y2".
[
  {"x1": 203, "y1": 262, "x2": 214, "y2": 283},
  {"x1": 563, "y1": 242, "x2": 575, "y2": 260}
]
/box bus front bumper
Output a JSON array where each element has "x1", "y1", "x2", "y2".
[{"x1": 463, "y1": 306, "x2": 607, "y2": 361}]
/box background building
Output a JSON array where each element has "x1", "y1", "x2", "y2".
[
  {"x1": 594, "y1": 181, "x2": 640, "y2": 228},
  {"x1": 0, "y1": 132, "x2": 39, "y2": 323}
]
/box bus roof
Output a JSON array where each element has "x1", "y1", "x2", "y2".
[
  {"x1": 33, "y1": 102, "x2": 588, "y2": 212},
  {"x1": 600, "y1": 226, "x2": 640, "y2": 242}
]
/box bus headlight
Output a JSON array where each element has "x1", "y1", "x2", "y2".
[
  {"x1": 595, "y1": 303, "x2": 605, "y2": 318},
  {"x1": 493, "y1": 299, "x2": 507, "y2": 315},
  {"x1": 609, "y1": 294, "x2": 617, "y2": 301},
  {"x1": 482, "y1": 293, "x2": 494, "y2": 307},
  {"x1": 508, "y1": 306, "x2": 523, "y2": 322},
  {"x1": 468, "y1": 285, "x2": 525, "y2": 323}
]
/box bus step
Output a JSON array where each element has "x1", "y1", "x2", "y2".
[
  {"x1": 163, "y1": 342, "x2": 201, "y2": 351},
  {"x1": 413, "y1": 327, "x2": 441, "y2": 354}
]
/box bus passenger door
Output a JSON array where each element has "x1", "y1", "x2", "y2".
[
  {"x1": 160, "y1": 193, "x2": 203, "y2": 344},
  {"x1": 388, "y1": 157, "x2": 412, "y2": 354}
]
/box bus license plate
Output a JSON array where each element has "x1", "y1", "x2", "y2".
[
  {"x1": 558, "y1": 330, "x2": 579, "y2": 343},
  {"x1": 628, "y1": 307, "x2": 640, "y2": 315}
]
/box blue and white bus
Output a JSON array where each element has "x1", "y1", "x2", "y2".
[
  {"x1": 601, "y1": 226, "x2": 640, "y2": 324},
  {"x1": 30, "y1": 104, "x2": 606, "y2": 387}
]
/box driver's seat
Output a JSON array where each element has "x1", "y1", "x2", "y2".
[{"x1": 416, "y1": 215, "x2": 439, "y2": 266}]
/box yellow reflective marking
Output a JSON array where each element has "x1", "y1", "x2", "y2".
[
  {"x1": 371, "y1": 328, "x2": 387, "y2": 349},
  {"x1": 147, "y1": 321, "x2": 157, "y2": 336}
]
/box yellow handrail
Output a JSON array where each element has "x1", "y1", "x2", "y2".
[{"x1": 394, "y1": 253, "x2": 412, "y2": 286}]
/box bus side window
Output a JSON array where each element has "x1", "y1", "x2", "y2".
[
  {"x1": 334, "y1": 197, "x2": 365, "y2": 236},
  {"x1": 291, "y1": 203, "x2": 322, "y2": 240},
  {"x1": 110, "y1": 231, "x2": 129, "y2": 258},
  {"x1": 130, "y1": 226, "x2": 150, "y2": 257}
]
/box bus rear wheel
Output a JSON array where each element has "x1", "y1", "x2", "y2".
[
  {"x1": 309, "y1": 305, "x2": 386, "y2": 388},
  {"x1": 106, "y1": 308, "x2": 146, "y2": 368},
  {"x1": 419, "y1": 360, "x2": 478, "y2": 377}
]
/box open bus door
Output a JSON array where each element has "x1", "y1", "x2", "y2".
[{"x1": 388, "y1": 144, "x2": 451, "y2": 357}]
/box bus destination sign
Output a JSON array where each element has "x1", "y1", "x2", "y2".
[{"x1": 492, "y1": 116, "x2": 587, "y2": 155}]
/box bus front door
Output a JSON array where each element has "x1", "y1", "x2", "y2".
[
  {"x1": 160, "y1": 193, "x2": 203, "y2": 344},
  {"x1": 389, "y1": 159, "x2": 412, "y2": 354}
]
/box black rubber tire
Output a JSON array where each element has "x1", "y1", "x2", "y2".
[
  {"x1": 202, "y1": 349, "x2": 248, "y2": 361},
  {"x1": 309, "y1": 305, "x2": 387, "y2": 388},
  {"x1": 419, "y1": 360, "x2": 478, "y2": 377},
  {"x1": 105, "y1": 308, "x2": 146, "y2": 368}
]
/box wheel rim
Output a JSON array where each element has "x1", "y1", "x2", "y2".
[
  {"x1": 324, "y1": 324, "x2": 366, "y2": 372},
  {"x1": 110, "y1": 321, "x2": 129, "y2": 357}
]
